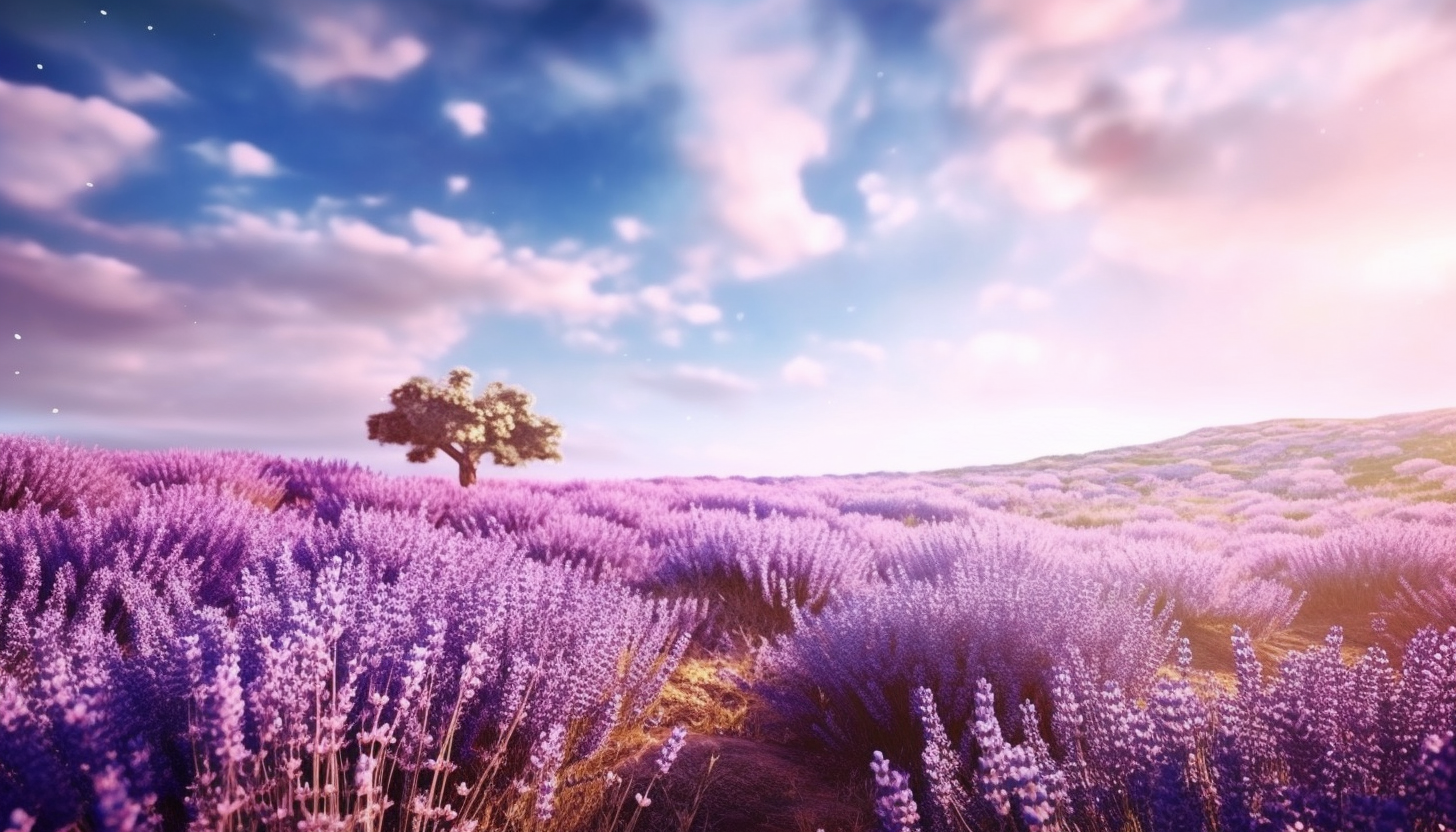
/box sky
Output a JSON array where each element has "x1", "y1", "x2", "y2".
[{"x1": 2, "y1": 0, "x2": 1455, "y2": 482}]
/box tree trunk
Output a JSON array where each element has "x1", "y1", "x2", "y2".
[
  {"x1": 458, "y1": 460, "x2": 478, "y2": 487},
  {"x1": 437, "y1": 443, "x2": 479, "y2": 487}
]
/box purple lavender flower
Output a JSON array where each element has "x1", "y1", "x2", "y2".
[
  {"x1": 656, "y1": 725, "x2": 688, "y2": 775},
  {"x1": 870, "y1": 751, "x2": 922, "y2": 832}
]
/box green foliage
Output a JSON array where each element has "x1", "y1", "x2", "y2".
[
  {"x1": 366, "y1": 367, "x2": 563, "y2": 485},
  {"x1": 1346, "y1": 431, "x2": 1456, "y2": 490}
]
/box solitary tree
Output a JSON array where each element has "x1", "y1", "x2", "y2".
[{"x1": 366, "y1": 367, "x2": 563, "y2": 486}]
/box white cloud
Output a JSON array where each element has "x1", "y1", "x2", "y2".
[
  {"x1": 928, "y1": 153, "x2": 990, "y2": 223},
  {"x1": 612, "y1": 215, "x2": 652, "y2": 243},
  {"x1": 967, "y1": 331, "x2": 1044, "y2": 366},
  {"x1": 189, "y1": 140, "x2": 280, "y2": 177},
  {"x1": 262, "y1": 10, "x2": 428, "y2": 89},
  {"x1": 657, "y1": 0, "x2": 856, "y2": 278},
  {"x1": 447, "y1": 175, "x2": 470, "y2": 194},
  {"x1": 828, "y1": 339, "x2": 888, "y2": 363},
  {"x1": 187, "y1": 203, "x2": 635, "y2": 324},
  {"x1": 781, "y1": 355, "x2": 829, "y2": 386},
  {"x1": 636, "y1": 363, "x2": 758, "y2": 402},
  {"x1": 563, "y1": 329, "x2": 622, "y2": 352},
  {"x1": 102, "y1": 69, "x2": 187, "y2": 105},
  {"x1": 987, "y1": 132, "x2": 1094, "y2": 212},
  {"x1": 0, "y1": 78, "x2": 158, "y2": 211},
  {"x1": 541, "y1": 55, "x2": 624, "y2": 107},
  {"x1": 637, "y1": 284, "x2": 722, "y2": 326},
  {"x1": 856, "y1": 171, "x2": 921, "y2": 233},
  {"x1": 0, "y1": 197, "x2": 658, "y2": 459},
  {"x1": 443, "y1": 100, "x2": 488, "y2": 137},
  {"x1": 681, "y1": 303, "x2": 722, "y2": 325}
]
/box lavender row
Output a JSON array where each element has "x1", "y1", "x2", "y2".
[
  {"x1": 883, "y1": 625, "x2": 1456, "y2": 832},
  {"x1": 8, "y1": 434, "x2": 1456, "y2": 647},
  {"x1": 0, "y1": 491, "x2": 697, "y2": 828}
]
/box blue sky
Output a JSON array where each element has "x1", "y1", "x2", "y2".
[{"x1": 2, "y1": 0, "x2": 1455, "y2": 481}]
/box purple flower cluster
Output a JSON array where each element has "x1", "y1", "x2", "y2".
[
  {"x1": 654, "y1": 725, "x2": 687, "y2": 775},
  {"x1": 878, "y1": 626, "x2": 1456, "y2": 832},
  {"x1": 0, "y1": 440, "x2": 700, "y2": 828},
  {"x1": 870, "y1": 751, "x2": 921, "y2": 832},
  {"x1": 757, "y1": 551, "x2": 1179, "y2": 763}
]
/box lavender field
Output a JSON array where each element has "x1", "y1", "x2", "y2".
[{"x1": 2, "y1": 408, "x2": 1456, "y2": 832}]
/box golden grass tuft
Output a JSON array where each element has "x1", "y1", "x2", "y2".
[{"x1": 651, "y1": 653, "x2": 755, "y2": 738}]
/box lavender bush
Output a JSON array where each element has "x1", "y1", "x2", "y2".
[
  {"x1": 756, "y1": 551, "x2": 1180, "y2": 767},
  {"x1": 886, "y1": 626, "x2": 1456, "y2": 832},
  {"x1": 0, "y1": 448, "x2": 699, "y2": 829},
  {"x1": 641, "y1": 506, "x2": 875, "y2": 643}
]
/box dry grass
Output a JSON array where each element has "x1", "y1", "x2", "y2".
[{"x1": 651, "y1": 653, "x2": 756, "y2": 738}]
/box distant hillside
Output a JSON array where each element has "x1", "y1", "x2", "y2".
[{"x1": 909, "y1": 407, "x2": 1456, "y2": 528}]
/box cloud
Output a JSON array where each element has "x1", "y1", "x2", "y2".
[
  {"x1": 0, "y1": 79, "x2": 158, "y2": 211},
  {"x1": 1061, "y1": 1, "x2": 1456, "y2": 297},
  {"x1": 637, "y1": 285, "x2": 722, "y2": 326},
  {"x1": 443, "y1": 100, "x2": 488, "y2": 136},
  {"x1": 262, "y1": 9, "x2": 428, "y2": 89},
  {"x1": 189, "y1": 140, "x2": 280, "y2": 177},
  {"x1": 562, "y1": 328, "x2": 622, "y2": 352},
  {"x1": 781, "y1": 355, "x2": 828, "y2": 387},
  {"x1": 164, "y1": 202, "x2": 637, "y2": 325},
  {"x1": 935, "y1": 0, "x2": 1456, "y2": 296},
  {"x1": 541, "y1": 54, "x2": 626, "y2": 108},
  {"x1": 965, "y1": 0, "x2": 1180, "y2": 52},
  {"x1": 928, "y1": 153, "x2": 990, "y2": 222},
  {"x1": 0, "y1": 192, "x2": 648, "y2": 449},
  {"x1": 446, "y1": 175, "x2": 470, "y2": 194},
  {"x1": 986, "y1": 132, "x2": 1094, "y2": 212},
  {"x1": 634, "y1": 363, "x2": 757, "y2": 403},
  {"x1": 966, "y1": 331, "x2": 1043, "y2": 367},
  {"x1": 828, "y1": 339, "x2": 888, "y2": 364},
  {"x1": 0, "y1": 238, "x2": 184, "y2": 318},
  {"x1": 102, "y1": 69, "x2": 188, "y2": 105},
  {"x1": 919, "y1": 0, "x2": 1456, "y2": 415},
  {"x1": 978, "y1": 281, "x2": 1054, "y2": 312},
  {"x1": 856, "y1": 171, "x2": 921, "y2": 233},
  {"x1": 612, "y1": 216, "x2": 652, "y2": 243},
  {"x1": 657, "y1": 0, "x2": 856, "y2": 278}
]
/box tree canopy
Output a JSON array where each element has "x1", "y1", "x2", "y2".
[{"x1": 366, "y1": 367, "x2": 563, "y2": 486}]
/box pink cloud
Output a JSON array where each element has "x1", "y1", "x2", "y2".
[
  {"x1": 262, "y1": 8, "x2": 428, "y2": 89},
  {"x1": 0, "y1": 198, "x2": 642, "y2": 450},
  {"x1": 967, "y1": 0, "x2": 1181, "y2": 50},
  {"x1": 612, "y1": 216, "x2": 652, "y2": 243},
  {"x1": 939, "y1": 0, "x2": 1456, "y2": 294},
  {"x1": 0, "y1": 79, "x2": 158, "y2": 211},
  {"x1": 781, "y1": 356, "x2": 828, "y2": 387},
  {"x1": 919, "y1": 0, "x2": 1456, "y2": 417},
  {"x1": 181, "y1": 204, "x2": 634, "y2": 323},
  {"x1": 443, "y1": 100, "x2": 488, "y2": 136},
  {"x1": 636, "y1": 285, "x2": 722, "y2": 327},
  {"x1": 856, "y1": 172, "x2": 921, "y2": 233},
  {"x1": 0, "y1": 239, "x2": 183, "y2": 315},
  {"x1": 101, "y1": 68, "x2": 189, "y2": 105},
  {"x1": 633, "y1": 363, "x2": 758, "y2": 403},
  {"x1": 189, "y1": 140, "x2": 281, "y2": 177},
  {"x1": 658, "y1": 0, "x2": 855, "y2": 279}
]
